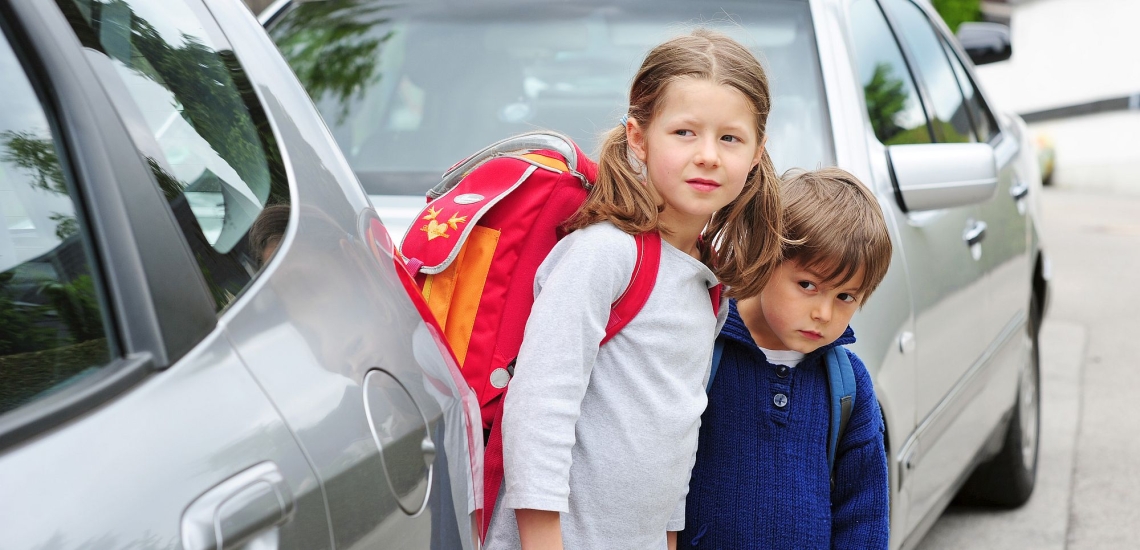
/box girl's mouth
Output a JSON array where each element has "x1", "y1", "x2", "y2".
[
  {"x1": 686, "y1": 178, "x2": 720, "y2": 192},
  {"x1": 799, "y1": 330, "x2": 823, "y2": 340}
]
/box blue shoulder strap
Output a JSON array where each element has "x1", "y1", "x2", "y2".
[
  {"x1": 825, "y1": 345, "x2": 857, "y2": 485},
  {"x1": 706, "y1": 339, "x2": 725, "y2": 394}
]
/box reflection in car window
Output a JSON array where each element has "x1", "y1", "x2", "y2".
[
  {"x1": 56, "y1": 0, "x2": 290, "y2": 312},
  {"x1": 268, "y1": 0, "x2": 834, "y2": 195},
  {"x1": 940, "y1": 35, "x2": 998, "y2": 143},
  {"x1": 849, "y1": 0, "x2": 932, "y2": 145},
  {"x1": 882, "y1": 0, "x2": 973, "y2": 143},
  {"x1": 0, "y1": 31, "x2": 113, "y2": 416}
]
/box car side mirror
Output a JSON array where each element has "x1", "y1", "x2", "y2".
[
  {"x1": 887, "y1": 143, "x2": 998, "y2": 212},
  {"x1": 956, "y1": 22, "x2": 1012, "y2": 65}
]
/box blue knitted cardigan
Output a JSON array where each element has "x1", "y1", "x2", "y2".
[{"x1": 680, "y1": 300, "x2": 890, "y2": 549}]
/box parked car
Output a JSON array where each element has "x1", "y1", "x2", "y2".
[
  {"x1": 264, "y1": 0, "x2": 1050, "y2": 547},
  {"x1": 0, "y1": 0, "x2": 480, "y2": 548}
]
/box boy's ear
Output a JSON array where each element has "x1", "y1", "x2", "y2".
[{"x1": 626, "y1": 119, "x2": 648, "y2": 163}]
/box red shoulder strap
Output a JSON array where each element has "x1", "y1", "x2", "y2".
[{"x1": 602, "y1": 232, "x2": 662, "y2": 345}]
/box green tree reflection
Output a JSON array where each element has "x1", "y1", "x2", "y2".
[{"x1": 268, "y1": 0, "x2": 393, "y2": 123}]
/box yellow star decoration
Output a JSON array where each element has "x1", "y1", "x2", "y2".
[{"x1": 419, "y1": 209, "x2": 468, "y2": 241}]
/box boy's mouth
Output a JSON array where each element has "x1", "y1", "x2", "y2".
[
  {"x1": 686, "y1": 178, "x2": 720, "y2": 192},
  {"x1": 798, "y1": 330, "x2": 823, "y2": 340}
]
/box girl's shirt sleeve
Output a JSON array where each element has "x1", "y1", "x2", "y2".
[
  {"x1": 831, "y1": 350, "x2": 890, "y2": 548},
  {"x1": 499, "y1": 224, "x2": 637, "y2": 513}
]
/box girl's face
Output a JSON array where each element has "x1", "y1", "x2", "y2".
[{"x1": 627, "y1": 77, "x2": 765, "y2": 234}]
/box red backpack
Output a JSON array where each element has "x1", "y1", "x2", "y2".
[{"x1": 398, "y1": 132, "x2": 719, "y2": 539}]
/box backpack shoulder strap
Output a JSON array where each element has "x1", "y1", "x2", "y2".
[
  {"x1": 706, "y1": 338, "x2": 725, "y2": 394},
  {"x1": 825, "y1": 345, "x2": 857, "y2": 487},
  {"x1": 602, "y1": 232, "x2": 662, "y2": 344}
]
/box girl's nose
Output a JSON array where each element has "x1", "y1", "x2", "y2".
[{"x1": 694, "y1": 136, "x2": 720, "y2": 167}]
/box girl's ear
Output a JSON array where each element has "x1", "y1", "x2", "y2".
[
  {"x1": 752, "y1": 134, "x2": 768, "y2": 169},
  {"x1": 626, "y1": 118, "x2": 648, "y2": 163}
]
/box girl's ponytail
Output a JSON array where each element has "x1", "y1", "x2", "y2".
[
  {"x1": 705, "y1": 147, "x2": 784, "y2": 299},
  {"x1": 564, "y1": 124, "x2": 660, "y2": 235}
]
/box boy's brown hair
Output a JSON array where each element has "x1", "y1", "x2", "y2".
[
  {"x1": 780, "y1": 167, "x2": 892, "y2": 303},
  {"x1": 565, "y1": 28, "x2": 782, "y2": 299}
]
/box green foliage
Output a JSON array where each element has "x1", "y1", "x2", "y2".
[
  {"x1": 864, "y1": 63, "x2": 910, "y2": 144},
  {"x1": 268, "y1": 0, "x2": 393, "y2": 124},
  {"x1": 1, "y1": 130, "x2": 66, "y2": 195},
  {"x1": 931, "y1": 0, "x2": 982, "y2": 33},
  {"x1": 0, "y1": 271, "x2": 53, "y2": 355},
  {"x1": 40, "y1": 275, "x2": 104, "y2": 342}
]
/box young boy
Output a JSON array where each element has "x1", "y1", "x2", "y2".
[{"x1": 680, "y1": 167, "x2": 893, "y2": 549}]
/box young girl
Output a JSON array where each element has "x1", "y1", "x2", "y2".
[{"x1": 485, "y1": 29, "x2": 783, "y2": 550}]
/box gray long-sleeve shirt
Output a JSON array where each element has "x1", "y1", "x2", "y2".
[{"x1": 485, "y1": 222, "x2": 728, "y2": 549}]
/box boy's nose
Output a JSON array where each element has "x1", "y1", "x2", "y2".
[{"x1": 812, "y1": 301, "x2": 832, "y2": 323}]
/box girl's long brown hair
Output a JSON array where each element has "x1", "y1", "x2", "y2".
[{"x1": 565, "y1": 28, "x2": 783, "y2": 298}]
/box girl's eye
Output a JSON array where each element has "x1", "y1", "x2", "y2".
[
  {"x1": 721, "y1": 134, "x2": 742, "y2": 143},
  {"x1": 838, "y1": 293, "x2": 858, "y2": 304},
  {"x1": 798, "y1": 281, "x2": 816, "y2": 291},
  {"x1": 674, "y1": 129, "x2": 694, "y2": 137}
]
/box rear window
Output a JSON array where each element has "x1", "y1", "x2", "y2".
[{"x1": 268, "y1": 0, "x2": 832, "y2": 196}]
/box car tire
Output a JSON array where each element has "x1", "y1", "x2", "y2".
[{"x1": 957, "y1": 295, "x2": 1041, "y2": 507}]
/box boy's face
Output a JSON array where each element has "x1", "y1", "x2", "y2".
[{"x1": 748, "y1": 260, "x2": 865, "y2": 354}]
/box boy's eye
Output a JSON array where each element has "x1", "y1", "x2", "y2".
[
  {"x1": 798, "y1": 281, "x2": 816, "y2": 291},
  {"x1": 838, "y1": 293, "x2": 858, "y2": 304}
]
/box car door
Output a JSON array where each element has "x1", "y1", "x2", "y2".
[
  {"x1": 873, "y1": 0, "x2": 1025, "y2": 534},
  {"x1": 0, "y1": 1, "x2": 330, "y2": 548},
  {"x1": 201, "y1": 0, "x2": 481, "y2": 548},
  {"x1": 846, "y1": 0, "x2": 991, "y2": 532}
]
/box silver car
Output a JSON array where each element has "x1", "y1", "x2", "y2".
[
  {"x1": 264, "y1": 0, "x2": 1049, "y2": 547},
  {"x1": 0, "y1": 0, "x2": 481, "y2": 548}
]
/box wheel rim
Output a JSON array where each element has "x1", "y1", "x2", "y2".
[{"x1": 1019, "y1": 340, "x2": 1040, "y2": 472}]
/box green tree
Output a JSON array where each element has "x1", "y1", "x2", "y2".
[
  {"x1": 268, "y1": 0, "x2": 393, "y2": 124},
  {"x1": 863, "y1": 63, "x2": 909, "y2": 144},
  {"x1": 1, "y1": 130, "x2": 66, "y2": 195},
  {"x1": 0, "y1": 272, "x2": 53, "y2": 355},
  {"x1": 931, "y1": 0, "x2": 981, "y2": 33}
]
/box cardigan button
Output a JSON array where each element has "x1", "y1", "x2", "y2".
[
  {"x1": 776, "y1": 365, "x2": 790, "y2": 378},
  {"x1": 773, "y1": 393, "x2": 788, "y2": 408}
]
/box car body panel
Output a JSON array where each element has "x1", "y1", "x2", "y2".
[{"x1": 0, "y1": 0, "x2": 480, "y2": 548}]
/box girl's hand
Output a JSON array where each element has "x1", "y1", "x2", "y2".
[
  {"x1": 516, "y1": 509, "x2": 564, "y2": 550},
  {"x1": 667, "y1": 531, "x2": 678, "y2": 550}
]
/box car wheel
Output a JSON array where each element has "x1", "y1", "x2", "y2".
[{"x1": 957, "y1": 295, "x2": 1041, "y2": 507}]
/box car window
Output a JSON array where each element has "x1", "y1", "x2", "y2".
[
  {"x1": 55, "y1": 0, "x2": 291, "y2": 313},
  {"x1": 940, "y1": 34, "x2": 998, "y2": 143},
  {"x1": 881, "y1": 0, "x2": 973, "y2": 143},
  {"x1": 268, "y1": 0, "x2": 834, "y2": 195},
  {"x1": 849, "y1": 0, "x2": 932, "y2": 145},
  {"x1": 0, "y1": 30, "x2": 114, "y2": 416}
]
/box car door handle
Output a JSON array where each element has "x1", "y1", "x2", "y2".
[
  {"x1": 1010, "y1": 179, "x2": 1029, "y2": 201},
  {"x1": 182, "y1": 461, "x2": 295, "y2": 550},
  {"x1": 963, "y1": 220, "x2": 987, "y2": 247}
]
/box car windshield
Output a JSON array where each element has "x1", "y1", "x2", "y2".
[{"x1": 268, "y1": 0, "x2": 832, "y2": 197}]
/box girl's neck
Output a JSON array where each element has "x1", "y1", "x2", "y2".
[{"x1": 658, "y1": 213, "x2": 709, "y2": 260}]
